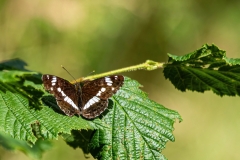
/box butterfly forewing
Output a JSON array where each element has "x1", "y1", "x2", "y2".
[
  {"x1": 80, "y1": 75, "x2": 124, "y2": 118},
  {"x1": 42, "y1": 75, "x2": 81, "y2": 116}
]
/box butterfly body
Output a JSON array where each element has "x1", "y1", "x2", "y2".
[{"x1": 42, "y1": 74, "x2": 124, "y2": 119}]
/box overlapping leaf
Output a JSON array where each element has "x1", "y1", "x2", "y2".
[
  {"x1": 164, "y1": 44, "x2": 240, "y2": 96},
  {"x1": 89, "y1": 77, "x2": 182, "y2": 160},
  {"x1": 0, "y1": 73, "x2": 97, "y2": 142}
]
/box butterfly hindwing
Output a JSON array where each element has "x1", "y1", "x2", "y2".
[
  {"x1": 81, "y1": 99, "x2": 109, "y2": 119},
  {"x1": 42, "y1": 75, "x2": 81, "y2": 116}
]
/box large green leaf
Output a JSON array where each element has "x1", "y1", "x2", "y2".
[
  {"x1": 0, "y1": 61, "x2": 98, "y2": 145},
  {"x1": 164, "y1": 44, "x2": 240, "y2": 96},
  {"x1": 0, "y1": 59, "x2": 181, "y2": 159},
  {"x1": 89, "y1": 77, "x2": 182, "y2": 160},
  {"x1": 0, "y1": 73, "x2": 97, "y2": 142}
]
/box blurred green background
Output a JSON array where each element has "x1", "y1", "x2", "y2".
[{"x1": 1, "y1": 0, "x2": 240, "y2": 159}]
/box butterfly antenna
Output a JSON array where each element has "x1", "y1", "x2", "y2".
[
  {"x1": 88, "y1": 70, "x2": 95, "y2": 76},
  {"x1": 61, "y1": 65, "x2": 78, "y2": 83}
]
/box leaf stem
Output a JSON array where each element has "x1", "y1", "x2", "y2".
[{"x1": 74, "y1": 60, "x2": 164, "y2": 83}]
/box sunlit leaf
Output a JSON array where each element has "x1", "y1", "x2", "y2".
[
  {"x1": 89, "y1": 77, "x2": 182, "y2": 160},
  {"x1": 0, "y1": 60, "x2": 97, "y2": 145}
]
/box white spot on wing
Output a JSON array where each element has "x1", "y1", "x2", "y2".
[
  {"x1": 57, "y1": 87, "x2": 66, "y2": 96},
  {"x1": 96, "y1": 91, "x2": 101, "y2": 96},
  {"x1": 64, "y1": 96, "x2": 78, "y2": 110},
  {"x1": 96, "y1": 87, "x2": 107, "y2": 96},
  {"x1": 61, "y1": 91, "x2": 66, "y2": 96},
  {"x1": 51, "y1": 77, "x2": 57, "y2": 83},
  {"x1": 105, "y1": 77, "x2": 112, "y2": 83},
  {"x1": 105, "y1": 77, "x2": 113, "y2": 86},
  {"x1": 101, "y1": 88, "x2": 106, "y2": 92},
  {"x1": 83, "y1": 96, "x2": 100, "y2": 110},
  {"x1": 51, "y1": 77, "x2": 57, "y2": 86}
]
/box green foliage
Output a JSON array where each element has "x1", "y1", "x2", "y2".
[
  {"x1": 2, "y1": 43, "x2": 239, "y2": 159},
  {"x1": 164, "y1": 44, "x2": 240, "y2": 96},
  {"x1": 89, "y1": 78, "x2": 182, "y2": 160},
  {"x1": 0, "y1": 131, "x2": 52, "y2": 159},
  {"x1": 0, "y1": 59, "x2": 97, "y2": 158},
  {"x1": 0, "y1": 59, "x2": 181, "y2": 159}
]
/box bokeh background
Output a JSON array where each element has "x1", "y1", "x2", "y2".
[{"x1": 1, "y1": 0, "x2": 240, "y2": 159}]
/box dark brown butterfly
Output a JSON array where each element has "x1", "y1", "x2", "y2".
[{"x1": 42, "y1": 74, "x2": 124, "y2": 119}]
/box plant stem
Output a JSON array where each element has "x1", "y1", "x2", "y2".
[{"x1": 73, "y1": 60, "x2": 164, "y2": 83}]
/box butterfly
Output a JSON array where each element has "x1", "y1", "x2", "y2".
[{"x1": 42, "y1": 74, "x2": 124, "y2": 119}]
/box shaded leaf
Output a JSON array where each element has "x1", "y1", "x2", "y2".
[
  {"x1": 164, "y1": 44, "x2": 240, "y2": 96},
  {"x1": 0, "y1": 131, "x2": 52, "y2": 159},
  {"x1": 0, "y1": 58, "x2": 28, "y2": 71},
  {"x1": 62, "y1": 129, "x2": 94, "y2": 156}
]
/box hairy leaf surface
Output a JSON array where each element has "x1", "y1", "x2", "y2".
[{"x1": 89, "y1": 77, "x2": 182, "y2": 160}]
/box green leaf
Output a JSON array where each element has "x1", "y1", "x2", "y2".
[
  {"x1": 0, "y1": 60, "x2": 97, "y2": 146},
  {"x1": 164, "y1": 44, "x2": 240, "y2": 96},
  {"x1": 62, "y1": 129, "x2": 94, "y2": 155},
  {"x1": 0, "y1": 131, "x2": 52, "y2": 159},
  {"x1": 0, "y1": 72, "x2": 96, "y2": 143},
  {"x1": 0, "y1": 58, "x2": 28, "y2": 71},
  {"x1": 0, "y1": 59, "x2": 181, "y2": 160},
  {"x1": 89, "y1": 77, "x2": 182, "y2": 160}
]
